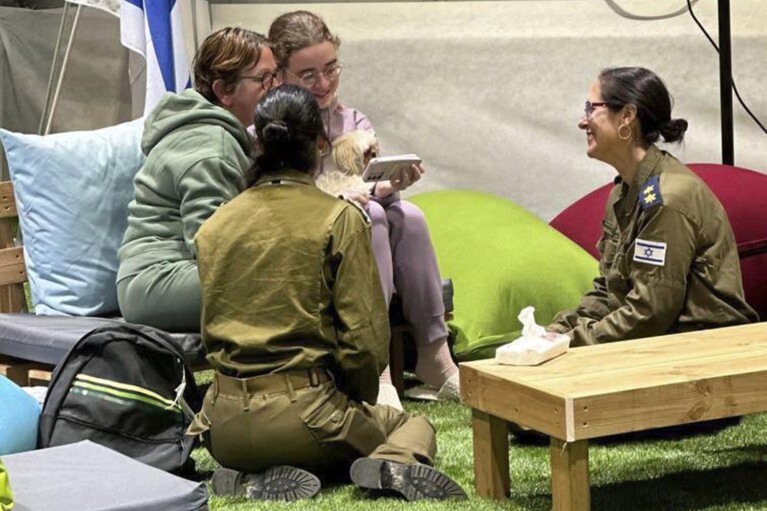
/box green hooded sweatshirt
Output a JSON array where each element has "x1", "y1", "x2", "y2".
[{"x1": 117, "y1": 89, "x2": 253, "y2": 282}]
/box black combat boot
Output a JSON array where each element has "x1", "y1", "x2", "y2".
[
  {"x1": 350, "y1": 458, "x2": 466, "y2": 501},
  {"x1": 211, "y1": 465, "x2": 320, "y2": 501}
]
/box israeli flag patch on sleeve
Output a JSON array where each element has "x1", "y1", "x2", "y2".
[{"x1": 633, "y1": 238, "x2": 667, "y2": 266}]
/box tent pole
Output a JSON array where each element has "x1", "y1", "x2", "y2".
[
  {"x1": 44, "y1": 4, "x2": 82, "y2": 136},
  {"x1": 38, "y1": 2, "x2": 71, "y2": 135},
  {"x1": 190, "y1": 0, "x2": 199, "y2": 52},
  {"x1": 718, "y1": 0, "x2": 734, "y2": 165}
]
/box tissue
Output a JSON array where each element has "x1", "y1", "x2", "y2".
[{"x1": 495, "y1": 306, "x2": 571, "y2": 366}]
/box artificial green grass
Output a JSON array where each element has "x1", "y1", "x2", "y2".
[{"x1": 191, "y1": 394, "x2": 767, "y2": 511}]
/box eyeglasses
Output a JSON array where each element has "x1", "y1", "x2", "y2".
[
  {"x1": 283, "y1": 63, "x2": 343, "y2": 89},
  {"x1": 584, "y1": 101, "x2": 616, "y2": 120},
  {"x1": 239, "y1": 71, "x2": 280, "y2": 92}
]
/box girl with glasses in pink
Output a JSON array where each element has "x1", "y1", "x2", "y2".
[{"x1": 268, "y1": 11, "x2": 460, "y2": 406}]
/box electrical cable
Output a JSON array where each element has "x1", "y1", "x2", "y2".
[
  {"x1": 685, "y1": 0, "x2": 766, "y2": 133},
  {"x1": 604, "y1": 0, "x2": 700, "y2": 21}
]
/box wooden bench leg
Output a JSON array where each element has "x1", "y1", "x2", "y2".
[
  {"x1": 472, "y1": 409, "x2": 510, "y2": 499},
  {"x1": 0, "y1": 356, "x2": 33, "y2": 386},
  {"x1": 389, "y1": 328, "x2": 406, "y2": 397},
  {"x1": 550, "y1": 438, "x2": 590, "y2": 511}
]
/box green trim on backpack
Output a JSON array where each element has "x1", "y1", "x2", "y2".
[
  {"x1": 72, "y1": 374, "x2": 182, "y2": 414},
  {"x1": 0, "y1": 459, "x2": 13, "y2": 511}
]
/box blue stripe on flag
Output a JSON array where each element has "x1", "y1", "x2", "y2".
[
  {"x1": 636, "y1": 241, "x2": 665, "y2": 250},
  {"x1": 635, "y1": 255, "x2": 663, "y2": 263},
  {"x1": 145, "y1": 0, "x2": 177, "y2": 91},
  {"x1": 124, "y1": 0, "x2": 142, "y2": 9}
]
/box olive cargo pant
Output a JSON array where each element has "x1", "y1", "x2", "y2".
[{"x1": 188, "y1": 370, "x2": 437, "y2": 474}]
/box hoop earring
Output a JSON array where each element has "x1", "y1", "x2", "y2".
[{"x1": 618, "y1": 125, "x2": 632, "y2": 141}]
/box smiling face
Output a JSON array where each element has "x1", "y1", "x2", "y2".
[
  {"x1": 282, "y1": 41, "x2": 339, "y2": 110},
  {"x1": 218, "y1": 47, "x2": 279, "y2": 127},
  {"x1": 579, "y1": 80, "x2": 624, "y2": 165}
]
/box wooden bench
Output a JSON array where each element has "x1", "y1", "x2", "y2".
[
  {"x1": 0, "y1": 179, "x2": 34, "y2": 385},
  {"x1": 460, "y1": 322, "x2": 767, "y2": 510}
]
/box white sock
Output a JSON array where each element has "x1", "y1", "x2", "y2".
[{"x1": 377, "y1": 382, "x2": 403, "y2": 411}]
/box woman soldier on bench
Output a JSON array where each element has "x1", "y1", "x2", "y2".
[
  {"x1": 548, "y1": 67, "x2": 758, "y2": 345},
  {"x1": 188, "y1": 85, "x2": 466, "y2": 502}
]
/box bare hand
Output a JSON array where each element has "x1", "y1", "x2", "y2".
[
  {"x1": 390, "y1": 163, "x2": 425, "y2": 192},
  {"x1": 374, "y1": 163, "x2": 426, "y2": 197},
  {"x1": 341, "y1": 191, "x2": 369, "y2": 206}
]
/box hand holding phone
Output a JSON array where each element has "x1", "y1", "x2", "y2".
[{"x1": 362, "y1": 154, "x2": 422, "y2": 182}]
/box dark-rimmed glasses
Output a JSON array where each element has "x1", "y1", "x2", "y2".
[
  {"x1": 584, "y1": 101, "x2": 615, "y2": 120},
  {"x1": 283, "y1": 63, "x2": 343, "y2": 89},
  {"x1": 240, "y1": 71, "x2": 280, "y2": 92}
]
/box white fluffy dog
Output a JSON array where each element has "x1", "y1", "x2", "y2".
[{"x1": 315, "y1": 129, "x2": 379, "y2": 198}]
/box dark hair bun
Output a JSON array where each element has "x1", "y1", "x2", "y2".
[
  {"x1": 660, "y1": 118, "x2": 688, "y2": 144},
  {"x1": 262, "y1": 120, "x2": 290, "y2": 143}
]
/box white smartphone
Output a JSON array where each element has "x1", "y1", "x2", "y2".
[{"x1": 361, "y1": 154, "x2": 422, "y2": 182}]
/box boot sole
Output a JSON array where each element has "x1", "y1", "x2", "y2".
[
  {"x1": 211, "y1": 466, "x2": 321, "y2": 501},
  {"x1": 350, "y1": 458, "x2": 466, "y2": 501}
]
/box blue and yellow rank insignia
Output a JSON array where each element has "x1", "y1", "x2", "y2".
[{"x1": 639, "y1": 175, "x2": 663, "y2": 210}]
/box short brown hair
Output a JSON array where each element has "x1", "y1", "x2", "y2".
[
  {"x1": 193, "y1": 27, "x2": 269, "y2": 104},
  {"x1": 268, "y1": 11, "x2": 340, "y2": 69}
]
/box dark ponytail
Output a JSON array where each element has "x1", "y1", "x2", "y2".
[
  {"x1": 599, "y1": 67, "x2": 688, "y2": 145},
  {"x1": 659, "y1": 118, "x2": 688, "y2": 144},
  {"x1": 247, "y1": 85, "x2": 324, "y2": 187}
]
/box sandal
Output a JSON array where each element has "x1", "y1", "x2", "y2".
[{"x1": 404, "y1": 373, "x2": 461, "y2": 402}]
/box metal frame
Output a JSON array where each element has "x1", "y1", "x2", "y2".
[
  {"x1": 718, "y1": 0, "x2": 733, "y2": 165},
  {"x1": 38, "y1": 2, "x2": 83, "y2": 135}
]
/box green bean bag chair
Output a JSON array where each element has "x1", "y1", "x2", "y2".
[{"x1": 410, "y1": 190, "x2": 598, "y2": 360}]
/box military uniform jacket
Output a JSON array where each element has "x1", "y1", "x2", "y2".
[
  {"x1": 195, "y1": 170, "x2": 390, "y2": 404},
  {"x1": 550, "y1": 145, "x2": 758, "y2": 346}
]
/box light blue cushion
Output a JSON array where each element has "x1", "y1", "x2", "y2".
[
  {"x1": 0, "y1": 119, "x2": 144, "y2": 315},
  {"x1": 0, "y1": 376, "x2": 41, "y2": 455}
]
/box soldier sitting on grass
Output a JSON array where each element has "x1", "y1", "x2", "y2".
[{"x1": 189, "y1": 84, "x2": 466, "y2": 502}]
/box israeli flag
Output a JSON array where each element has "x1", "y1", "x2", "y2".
[
  {"x1": 633, "y1": 238, "x2": 667, "y2": 267},
  {"x1": 120, "y1": 0, "x2": 191, "y2": 115}
]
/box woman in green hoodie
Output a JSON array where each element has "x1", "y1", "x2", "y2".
[{"x1": 117, "y1": 27, "x2": 281, "y2": 331}]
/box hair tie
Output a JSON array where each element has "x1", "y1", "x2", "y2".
[{"x1": 262, "y1": 120, "x2": 290, "y2": 143}]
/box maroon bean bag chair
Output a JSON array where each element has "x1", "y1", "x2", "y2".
[{"x1": 550, "y1": 163, "x2": 767, "y2": 319}]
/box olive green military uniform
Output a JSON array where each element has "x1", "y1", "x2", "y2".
[
  {"x1": 188, "y1": 170, "x2": 437, "y2": 475},
  {"x1": 549, "y1": 145, "x2": 758, "y2": 346}
]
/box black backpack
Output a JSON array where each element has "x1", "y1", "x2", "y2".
[{"x1": 38, "y1": 323, "x2": 203, "y2": 473}]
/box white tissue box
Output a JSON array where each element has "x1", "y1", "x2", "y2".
[{"x1": 495, "y1": 333, "x2": 571, "y2": 366}]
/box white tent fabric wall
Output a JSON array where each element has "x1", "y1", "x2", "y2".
[
  {"x1": 1, "y1": 1, "x2": 765, "y2": 220},
  {"x1": 0, "y1": 6, "x2": 132, "y2": 180},
  {"x1": 212, "y1": 0, "x2": 767, "y2": 221}
]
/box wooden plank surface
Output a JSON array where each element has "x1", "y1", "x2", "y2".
[
  {"x1": 461, "y1": 364, "x2": 568, "y2": 437},
  {"x1": 472, "y1": 409, "x2": 510, "y2": 499},
  {"x1": 568, "y1": 368, "x2": 767, "y2": 440},
  {"x1": 462, "y1": 323, "x2": 767, "y2": 392},
  {"x1": 0, "y1": 182, "x2": 17, "y2": 219},
  {"x1": 0, "y1": 246, "x2": 26, "y2": 285},
  {"x1": 550, "y1": 438, "x2": 590, "y2": 511}
]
